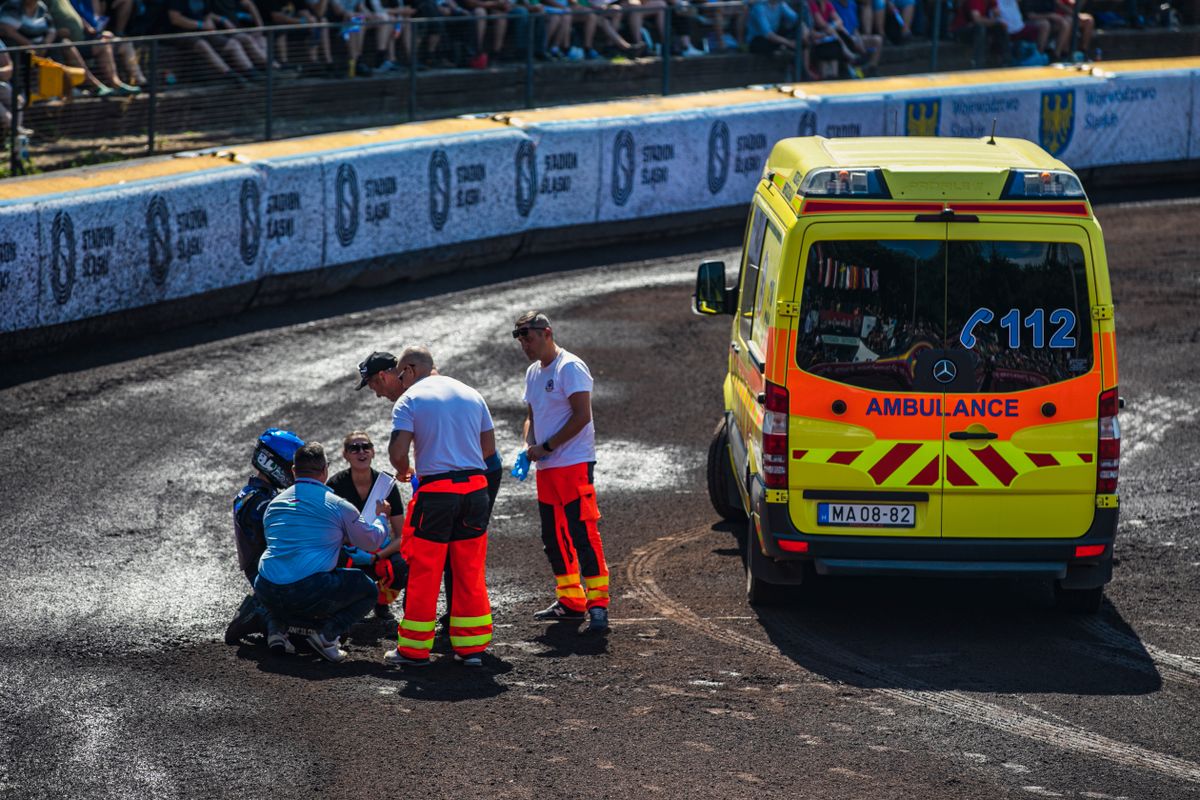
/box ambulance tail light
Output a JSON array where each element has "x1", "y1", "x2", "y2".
[
  {"x1": 799, "y1": 168, "x2": 890, "y2": 198},
  {"x1": 1097, "y1": 388, "x2": 1120, "y2": 494},
  {"x1": 762, "y1": 382, "x2": 789, "y2": 490},
  {"x1": 1002, "y1": 169, "x2": 1087, "y2": 199}
]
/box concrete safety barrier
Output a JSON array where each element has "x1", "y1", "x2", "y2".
[{"x1": 1, "y1": 57, "x2": 1197, "y2": 346}]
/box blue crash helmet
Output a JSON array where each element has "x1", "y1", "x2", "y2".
[{"x1": 252, "y1": 427, "x2": 306, "y2": 489}]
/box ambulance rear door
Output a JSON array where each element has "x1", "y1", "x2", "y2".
[
  {"x1": 941, "y1": 222, "x2": 1100, "y2": 539},
  {"x1": 787, "y1": 222, "x2": 947, "y2": 539}
]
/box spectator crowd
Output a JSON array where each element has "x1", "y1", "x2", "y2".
[{"x1": 0, "y1": 0, "x2": 1177, "y2": 140}]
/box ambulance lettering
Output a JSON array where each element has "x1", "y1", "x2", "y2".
[{"x1": 866, "y1": 397, "x2": 1019, "y2": 417}]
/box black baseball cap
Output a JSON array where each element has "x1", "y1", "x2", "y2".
[{"x1": 356, "y1": 351, "x2": 397, "y2": 390}]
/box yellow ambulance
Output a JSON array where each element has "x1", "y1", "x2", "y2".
[{"x1": 695, "y1": 136, "x2": 1120, "y2": 613}]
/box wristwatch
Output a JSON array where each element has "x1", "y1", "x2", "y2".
[{"x1": 542, "y1": 440, "x2": 554, "y2": 452}]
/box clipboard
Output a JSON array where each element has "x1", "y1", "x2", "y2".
[{"x1": 362, "y1": 471, "x2": 396, "y2": 535}]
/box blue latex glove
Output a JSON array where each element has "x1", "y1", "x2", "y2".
[
  {"x1": 343, "y1": 546, "x2": 374, "y2": 567},
  {"x1": 511, "y1": 450, "x2": 530, "y2": 481},
  {"x1": 485, "y1": 451, "x2": 502, "y2": 473},
  {"x1": 410, "y1": 474, "x2": 419, "y2": 492}
]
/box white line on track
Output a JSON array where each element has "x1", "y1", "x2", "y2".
[{"x1": 628, "y1": 528, "x2": 1200, "y2": 787}]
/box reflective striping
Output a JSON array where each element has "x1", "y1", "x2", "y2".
[
  {"x1": 972, "y1": 445, "x2": 1019, "y2": 486},
  {"x1": 946, "y1": 456, "x2": 978, "y2": 486},
  {"x1": 397, "y1": 635, "x2": 434, "y2": 651},
  {"x1": 584, "y1": 575, "x2": 609, "y2": 588},
  {"x1": 399, "y1": 618, "x2": 437, "y2": 632},
  {"x1": 792, "y1": 449, "x2": 808, "y2": 459},
  {"x1": 868, "y1": 443, "x2": 922, "y2": 484},
  {"x1": 1027, "y1": 452, "x2": 1060, "y2": 467},
  {"x1": 907, "y1": 456, "x2": 940, "y2": 486},
  {"x1": 586, "y1": 589, "x2": 609, "y2": 600},
  {"x1": 556, "y1": 573, "x2": 581, "y2": 587},
  {"x1": 449, "y1": 614, "x2": 493, "y2": 628},
  {"x1": 1079, "y1": 453, "x2": 1094, "y2": 463},
  {"x1": 557, "y1": 587, "x2": 586, "y2": 599},
  {"x1": 450, "y1": 633, "x2": 492, "y2": 647},
  {"x1": 827, "y1": 450, "x2": 862, "y2": 465}
]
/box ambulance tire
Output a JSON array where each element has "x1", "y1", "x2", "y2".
[
  {"x1": 1054, "y1": 583, "x2": 1104, "y2": 614},
  {"x1": 707, "y1": 418, "x2": 746, "y2": 522},
  {"x1": 745, "y1": 520, "x2": 789, "y2": 606}
]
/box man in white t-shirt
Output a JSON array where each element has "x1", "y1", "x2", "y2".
[
  {"x1": 369, "y1": 345, "x2": 497, "y2": 668},
  {"x1": 514, "y1": 311, "x2": 610, "y2": 636}
]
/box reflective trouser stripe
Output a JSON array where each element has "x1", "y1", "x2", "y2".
[
  {"x1": 398, "y1": 481, "x2": 493, "y2": 659},
  {"x1": 450, "y1": 632, "x2": 492, "y2": 649},
  {"x1": 396, "y1": 617, "x2": 436, "y2": 657},
  {"x1": 537, "y1": 463, "x2": 610, "y2": 611}
]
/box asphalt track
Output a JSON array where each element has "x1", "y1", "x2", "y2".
[{"x1": 1, "y1": 193, "x2": 1199, "y2": 799}]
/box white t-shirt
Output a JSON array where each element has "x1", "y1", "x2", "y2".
[
  {"x1": 392, "y1": 375, "x2": 494, "y2": 476},
  {"x1": 523, "y1": 348, "x2": 596, "y2": 469},
  {"x1": 995, "y1": 0, "x2": 1025, "y2": 33}
]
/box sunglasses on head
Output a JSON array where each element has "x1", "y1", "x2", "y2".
[
  {"x1": 512, "y1": 327, "x2": 544, "y2": 339},
  {"x1": 346, "y1": 442, "x2": 374, "y2": 453}
]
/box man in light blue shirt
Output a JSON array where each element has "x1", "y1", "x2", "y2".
[{"x1": 255, "y1": 442, "x2": 390, "y2": 662}]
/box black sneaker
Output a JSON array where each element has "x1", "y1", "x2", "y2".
[
  {"x1": 374, "y1": 603, "x2": 396, "y2": 622},
  {"x1": 224, "y1": 595, "x2": 264, "y2": 644},
  {"x1": 580, "y1": 607, "x2": 610, "y2": 636},
  {"x1": 453, "y1": 652, "x2": 483, "y2": 668},
  {"x1": 532, "y1": 601, "x2": 586, "y2": 621}
]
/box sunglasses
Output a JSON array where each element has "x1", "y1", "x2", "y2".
[
  {"x1": 512, "y1": 327, "x2": 544, "y2": 339},
  {"x1": 346, "y1": 442, "x2": 374, "y2": 453}
]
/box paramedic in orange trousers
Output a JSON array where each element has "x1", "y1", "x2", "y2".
[
  {"x1": 357, "y1": 350, "x2": 502, "y2": 637},
  {"x1": 373, "y1": 345, "x2": 497, "y2": 668},
  {"x1": 515, "y1": 311, "x2": 610, "y2": 636}
]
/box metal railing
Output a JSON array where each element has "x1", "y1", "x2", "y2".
[{"x1": 0, "y1": 3, "x2": 1047, "y2": 176}]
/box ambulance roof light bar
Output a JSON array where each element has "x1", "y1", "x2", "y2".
[
  {"x1": 799, "y1": 167, "x2": 891, "y2": 198},
  {"x1": 1002, "y1": 169, "x2": 1087, "y2": 199}
]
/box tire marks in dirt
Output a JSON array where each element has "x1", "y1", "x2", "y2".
[{"x1": 627, "y1": 527, "x2": 1200, "y2": 787}]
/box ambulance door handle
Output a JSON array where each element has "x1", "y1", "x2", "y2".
[
  {"x1": 731, "y1": 342, "x2": 741, "y2": 354},
  {"x1": 949, "y1": 431, "x2": 998, "y2": 440}
]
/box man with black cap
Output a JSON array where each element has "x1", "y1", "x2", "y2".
[
  {"x1": 366, "y1": 345, "x2": 497, "y2": 668},
  {"x1": 355, "y1": 349, "x2": 504, "y2": 644}
]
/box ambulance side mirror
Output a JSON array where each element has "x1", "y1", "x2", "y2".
[{"x1": 694, "y1": 260, "x2": 735, "y2": 316}]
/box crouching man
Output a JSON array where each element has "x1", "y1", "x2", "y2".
[{"x1": 254, "y1": 442, "x2": 390, "y2": 663}]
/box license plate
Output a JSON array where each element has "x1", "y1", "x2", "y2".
[{"x1": 817, "y1": 502, "x2": 915, "y2": 528}]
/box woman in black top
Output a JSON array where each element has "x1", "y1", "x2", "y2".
[{"x1": 327, "y1": 430, "x2": 408, "y2": 621}]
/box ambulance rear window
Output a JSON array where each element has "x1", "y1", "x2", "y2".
[
  {"x1": 795, "y1": 239, "x2": 947, "y2": 391},
  {"x1": 794, "y1": 239, "x2": 1094, "y2": 392},
  {"x1": 947, "y1": 240, "x2": 1093, "y2": 392}
]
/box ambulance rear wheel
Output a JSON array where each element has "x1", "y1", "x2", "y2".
[
  {"x1": 745, "y1": 520, "x2": 787, "y2": 606},
  {"x1": 1054, "y1": 583, "x2": 1104, "y2": 614},
  {"x1": 708, "y1": 418, "x2": 746, "y2": 522}
]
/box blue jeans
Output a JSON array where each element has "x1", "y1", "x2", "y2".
[{"x1": 254, "y1": 568, "x2": 377, "y2": 641}]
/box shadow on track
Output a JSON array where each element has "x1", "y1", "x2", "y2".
[{"x1": 710, "y1": 525, "x2": 1163, "y2": 697}]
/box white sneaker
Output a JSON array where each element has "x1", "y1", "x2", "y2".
[
  {"x1": 682, "y1": 45, "x2": 704, "y2": 57},
  {"x1": 306, "y1": 632, "x2": 346, "y2": 663},
  {"x1": 267, "y1": 631, "x2": 295, "y2": 656},
  {"x1": 454, "y1": 652, "x2": 484, "y2": 668},
  {"x1": 383, "y1": 648, "x2": 430, "y2": 667}
]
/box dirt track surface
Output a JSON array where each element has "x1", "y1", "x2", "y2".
[{"x1": 1, "y1": 196, "x2": 1199, "y2": 799}]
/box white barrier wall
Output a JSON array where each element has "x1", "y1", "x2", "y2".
[
  {"x1": 0, "y1": 205, "x2": 40, "y2": 333},
  {"x1": 2, "y1": 64, "x2": 1198, "y2": 335}
]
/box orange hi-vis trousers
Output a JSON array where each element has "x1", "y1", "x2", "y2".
[
  {"x1": 535, "y1": 461, "x2": 609, "y2": 613},
  {"x1": 396, "y1": 473, "x2": 493, "y2": 661}
]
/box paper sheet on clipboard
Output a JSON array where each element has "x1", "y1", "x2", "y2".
[{"x1": 362, "y1": 471, "x2": 396, "y2": 533}]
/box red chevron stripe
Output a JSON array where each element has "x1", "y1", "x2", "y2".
[
  {"x1": 868, "y1": 443, "x2": 921, "y2": 484},
  {"x1": 972, "y1": 445, "x2": 1018, "y2": 486},
  {"x1": 827, "y1": 450, "x2": 862, "y2": 465},
  {"x1": 907, "y1": 456, "x2": 940, "y2": 486},
  {"x1": 1027, "y1": 453, "x2": 1059, "y2": 468},
  {"x1": 946, "y1": 456, "x2": 977, "y2": 486}
]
